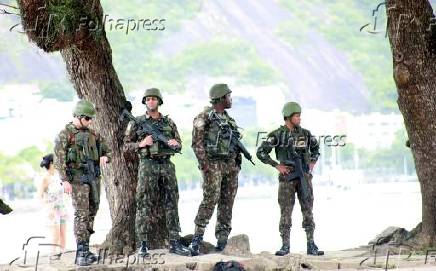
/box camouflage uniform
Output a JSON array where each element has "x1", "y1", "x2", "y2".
[
  {"x1": 192, "y1": 107, "x2": 241, "y2": 242},
  {"x1": 256, "y1": 125, "x2": 319, "y2": 246},
  {"x1": 123, "y1": 112, "x2": 183, "y2": 243},
  {"x1": 54, "y1": 122, "x2": 111, "y2": 243}
]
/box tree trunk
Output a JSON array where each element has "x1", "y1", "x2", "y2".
[
  {"x1": 386, "y1": 0, "x2": 436, "y2": 248},
  {"x1": 17, "y1": 0, "x2": 169, "y2": 253}
]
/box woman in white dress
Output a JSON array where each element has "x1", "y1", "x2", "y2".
[{"x1": 38, "y1": 154, "x2": 70, "y2": 257}]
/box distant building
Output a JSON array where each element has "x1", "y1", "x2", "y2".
[{"x1": 348, "y1": 112, "x2": 404, "y2": 150}]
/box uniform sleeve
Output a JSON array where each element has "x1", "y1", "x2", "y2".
[
  {"x1": 123, "y1": 120, "x2": 140, "y2": 154},
  {"x1": 308, "y1": 130, "x2": 320, "y2": 162},
  {"x1": 256, "y1": 130, "x2": 279, "y2": 168},
  {"x1": 191, "y1": 112, "x2": 208, "y2": 169},
  {"x1": 169, "y1": 118, "x2": 182, "y2": 151},
  {"x1": 53, "y1": 129, "x2": 70, "y2": 182}
]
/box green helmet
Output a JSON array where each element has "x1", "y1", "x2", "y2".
[
  {"x1": 282, "y1": 102, "x2": 301, "y2": 118},
  {"x1": 209, "y1": 84, "x2": 232, "y2": 101},
  {"x1": 73, "y1": 100, "x2": 96, "y2": 118},
  {"x1": 142, "y1": 88, "x2": 163, "y2": 105}
]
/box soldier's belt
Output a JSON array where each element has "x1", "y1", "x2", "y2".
[
  {"x1": 68, "y1": 168, "x2": 85, "y2": 175},
  {"x1": 67, "y1": 161, "x2": 98, "y2": 170},
  {"x1": 142, "y1": 155, "x2": 171, "y2": 164},
  {"x1": 207, "y1": 153, "x2": 238, "y2": 162},
  {"x1": 67, "y1": 168, "x2": 100, "y2": 180}
]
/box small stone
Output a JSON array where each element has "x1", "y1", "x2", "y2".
[{"x1": 223, "y1": 234, "x2": 251, "y2": 257}]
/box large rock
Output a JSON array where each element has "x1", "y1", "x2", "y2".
[
  {"x1": 223, "y1": 234, "x2": 252, "y2": 257},
  {"x1": 369, "y1": 227, "x2": 409, "y2": 245}
]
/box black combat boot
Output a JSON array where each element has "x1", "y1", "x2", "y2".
[
  {"x1": 169, "y1": 239, "x2": 191, "y2": 256},
  {"x1": 75, "y1": 241, "x2": 96, "y2": 266},
  {"x1": 275, "y1": 244, "x2": 290, "y2": 256},
  {"x1": 138, "y1": 241, "x2": 149, "y2": 257},
  {"x1": 307, "y1": 240, "x2": 324, "y2": 256},
  {"x1": 84, "y1": 242, "x2": 98, "y2": 263},
  {"x1": 215, "y1": 238, "x2": 228, "y2": 252},
  {"x1": 189, "y1": 235, "x2": 203, "y2": 256}
]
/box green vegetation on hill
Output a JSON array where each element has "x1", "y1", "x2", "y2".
[
  {"x1": 278, "y1": 0, "x2": 397, "y2": 112},
  {"x1": 39, "y1": 81, "x2": 75, "y2": 101},
  {"x1": 102, "y1": 0, "x2": 279, "y2": 91},
  {"x1": 2, "y1": 0, "x2": 280, "y2": 96},
  {"x1": 0, "y1": 146, "x2": 46, "y2": 198}
]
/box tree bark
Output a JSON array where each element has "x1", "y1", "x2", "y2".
[
  {"x1": 386, "y1": 0, "x2": 436, "y2": 248},
  {"x1": 17, "y1": 0, "x2": 169, "y2": 253}
]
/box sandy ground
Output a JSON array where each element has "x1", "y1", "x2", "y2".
[{"x1": 0, "y1": 181, "x2": 422, "y2": 266}]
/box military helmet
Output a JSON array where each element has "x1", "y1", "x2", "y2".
[
  {"x1": 282, "y1": 102, "x2": 301, "y2": 117},
  {"x1": 209, "y1": 84, "x2": 232, "y2": 101},
  {"x1": 73, "y1": 100, "x2": 96, "y2": 118},
  {"x1": 142, "y1": 88, "x2": 163, "y2": 105}
]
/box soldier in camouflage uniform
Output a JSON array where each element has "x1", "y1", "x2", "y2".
[
  {"x1": 54, "y1": 100, "x2": 111, "y2": 266},
  {"x1": 189, "y1": 84, "x2": 242, "y2": 256},
  {"x1": 123, "y1": 88, "x2": 190, "y2": 257},
  {"x1": 256, "y1": 102, "x2": 324, "y2": 256}
]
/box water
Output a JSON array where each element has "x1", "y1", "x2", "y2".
[{"x1": 0, "y1": 181, "x2": 421, "y2": 264}]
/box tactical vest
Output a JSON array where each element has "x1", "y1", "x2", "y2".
[
  {"x1": 204, "y1": 109, "x2": 238, "y2": 159},
  {"x1": 65, "y1": 124, "x2": 100, "y2": 167},
  {"x1": 138, "y1": 115, "x2": 176, "y2": 157},
  {"x1": 274, "y1": 126, "x2": 311, "y2": 171}
]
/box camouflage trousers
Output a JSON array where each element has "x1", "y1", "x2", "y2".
[
  {"x1": 71, "y1": 176, "x2": 101, "y2": 243},
  {"x1": 135, "y1": 159, "x2": 181, "y2": 242},
  {"x1": 278, "y1": 173, "x2": 315, "y2": 245},
  {"x1": 194, "y1": 159, "x2": 240, "y2": 240}
]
